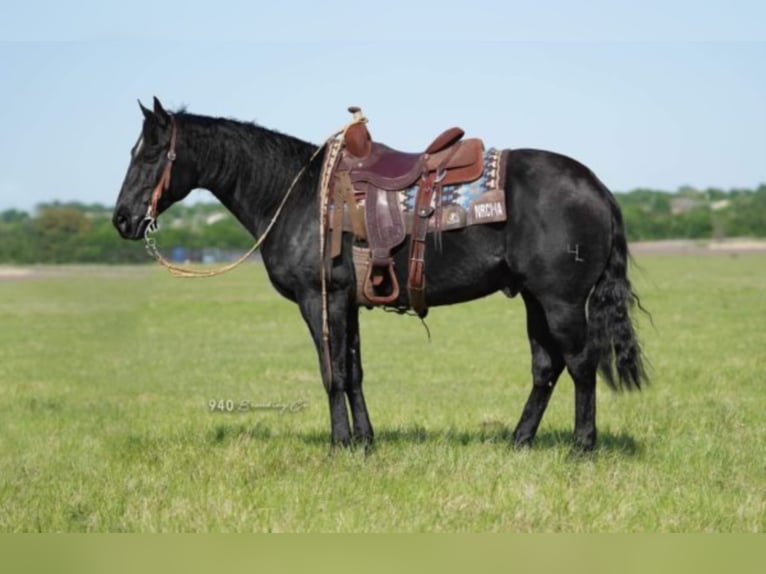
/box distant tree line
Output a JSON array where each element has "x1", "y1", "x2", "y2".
[
  {"x1": 1, "y1": 185, "x2": 764, "y2": 263},
  {"x1": 0, "y1": 202, "x2": 253, "y2": 264},
  {"x1": 616, "y1": 184, "x2": 766, "y2": 241}
]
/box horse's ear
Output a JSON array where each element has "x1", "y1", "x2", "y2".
[
  {"x1": 138, "y1": 99, "x2": 163, "y2": 143},
  {"x1": 138, "y1": 99, "x2": 154, "y2": 122},
  {"x1": 153, "y1": 96, "x2": 171, "y2": 128}
]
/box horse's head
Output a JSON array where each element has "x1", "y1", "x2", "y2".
[{"x1": 113, "y1": 97, "x2": 195, "y2": 239}]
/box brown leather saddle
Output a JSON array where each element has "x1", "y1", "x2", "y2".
[{"x1": 329, "y1": 107, "x2": 485, "y2": 318}]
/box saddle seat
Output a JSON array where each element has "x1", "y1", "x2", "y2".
[
  {"x1": 342, "y1": 108, "x2": 475, "y2": 190},
  {"x1": 347, "y1": 144, "x2": 424, "y2": 190}
]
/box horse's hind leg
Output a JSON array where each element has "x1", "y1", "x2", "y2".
[
  {"x1": 544, "y1": 300, "x2": 598, "y2": 451},
  {"x1": 512, "y1": 291, "x2": 566, "y2": 447},
  {"x1": 345, "y1": 305, "x2": 374, "y2": 448}
]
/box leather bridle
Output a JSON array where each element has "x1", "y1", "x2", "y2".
[{"x1": 146, "y1": 116, "x2": 178, "y2": 221}]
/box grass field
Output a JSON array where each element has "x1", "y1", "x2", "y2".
[{"x1": 0, "y1": 254, "x2": 764, "y2": 532}]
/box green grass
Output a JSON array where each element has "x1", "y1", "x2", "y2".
[{"x1": 0, "y1": 255, "x2": 764, "y2": 532}]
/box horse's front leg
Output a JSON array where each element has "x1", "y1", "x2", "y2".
[
  {"x1": 345, "y1": 304, "x2": 374, "y2": 448},
  {"x1": 298, "y1": 290, "x2": 352, "y2": 447}
]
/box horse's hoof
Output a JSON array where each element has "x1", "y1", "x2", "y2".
[
  {"x1": 511, "y1": 430, "x2": 534, "y2": 449},
  {"x1": 569, "y1": 437, "x2": 597, "y2": 459},
  {"x1": 352, "y1": 434, "x2": 374, "y2": 455},
  {"x1": 572, "y1": 431, "x2": 596, "y2": 454},
  {"x1": 330, "y1": 435, "x2": 352, "y2": 450}
]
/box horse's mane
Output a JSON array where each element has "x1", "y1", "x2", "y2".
[{"x1": 173, "y1": 109, "x2": 321, "y2": 206}]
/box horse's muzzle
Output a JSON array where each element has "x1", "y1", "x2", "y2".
[{"x1": 113, "y1": 207, "x2": 146, "y2": 240}]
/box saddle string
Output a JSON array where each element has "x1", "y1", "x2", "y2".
[{"x1": 377, "y1": 306, "x2": 431, "y2": 341}]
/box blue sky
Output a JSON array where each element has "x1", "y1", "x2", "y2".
[{"x1": 1, "y1": 1, "x2": 764, "y2": 211}]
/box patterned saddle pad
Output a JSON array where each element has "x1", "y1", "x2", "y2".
[{"x1": 335, "y1": 147, "x2": 508, "y2": 234}]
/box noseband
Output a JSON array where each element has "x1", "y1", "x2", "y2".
[{"x1": 144, "y1": 116, "x2": 178, "y2": 226}]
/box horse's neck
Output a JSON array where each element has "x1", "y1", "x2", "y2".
[{"x1": 184, "y1": 116, "x2": 318, "y2": 236}]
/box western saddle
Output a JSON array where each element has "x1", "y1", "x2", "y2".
[{"x1": 329, "y1": 107, "x2": 485, "y2": 318}]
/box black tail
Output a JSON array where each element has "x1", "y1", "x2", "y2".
[{"x1": 587, "y1": 194, "x2": 648, "y2": 391}]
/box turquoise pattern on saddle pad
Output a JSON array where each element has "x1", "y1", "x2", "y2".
[{"x1": 400, "y1": 148, "x2": 498, "y2": 212}]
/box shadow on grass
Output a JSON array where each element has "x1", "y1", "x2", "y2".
[
  {"x1": 123, "y1": 419, "x2": 641, "y2": 459},
  {"x1": 295, "y1": 424, "x2": 643, "y2": 458},
  {"x1": 207, "y1": 421, "x2": 273, "y2": 443},
  {"x1": 532, "y1": 429, "x2": 644, "y2": 458},
  {"x1": 294, "y1": 424, "x2": 508, "y2": 447}
]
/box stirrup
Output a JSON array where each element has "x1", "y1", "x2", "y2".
[{"x1": 363, "y1": 260, "x2": 400, "y2": 305}]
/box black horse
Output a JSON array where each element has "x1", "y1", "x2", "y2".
[{"x1": 114, "y1": 98, "x2": 646, "y2": 452}]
